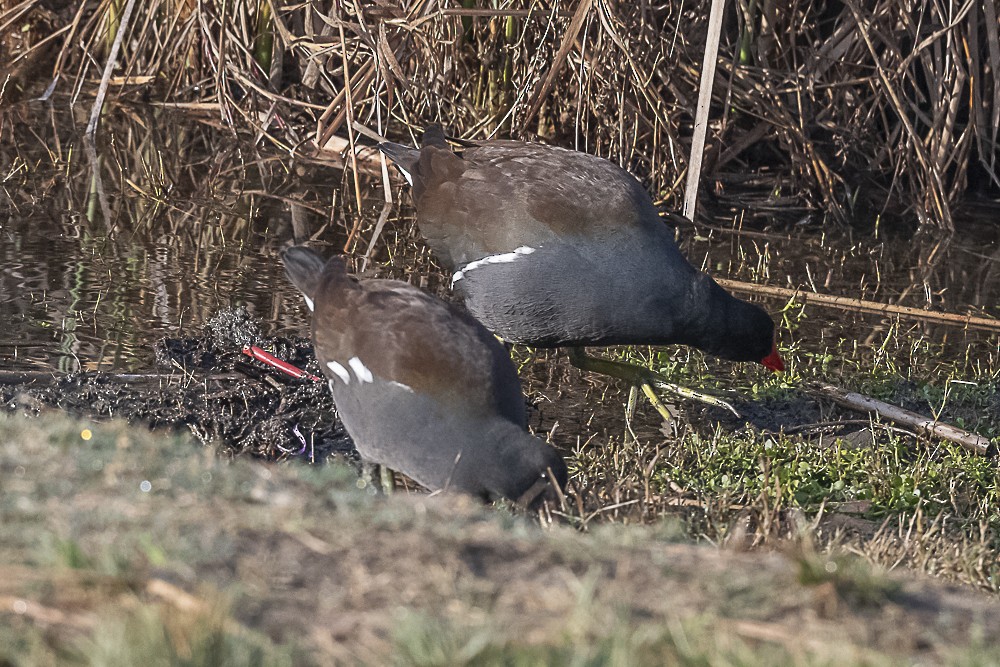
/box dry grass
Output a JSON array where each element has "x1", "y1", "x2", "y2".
[
  {"x1": 2, "y1": 0, "x2": 997, "y2": 228},
  {"x1": 2, "y1": 96, "x2": 997, "y2": 594},
  {"x1": 2, "y1": 411, "x2": 1000, "y2": 665}
]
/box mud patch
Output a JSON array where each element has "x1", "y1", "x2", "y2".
[{"x1": 1, "y1": 307, "x2": 353, "y2": 463}]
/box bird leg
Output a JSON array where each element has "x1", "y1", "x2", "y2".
[
  {"x1": 379, "y1": 466, "x2": 396, "y2": 495},
  {"x1": 360, "y1": 461, "x2": 396, "y2": 495},
  {"x1": 566, "y1": 347, "x2": 740, "y2": 419}
]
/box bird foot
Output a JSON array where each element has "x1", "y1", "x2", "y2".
[{"x1": 567, "y1": 348, "x2": 740, "y2": 419}]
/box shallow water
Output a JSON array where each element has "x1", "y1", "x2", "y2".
[{"x1": 2, "y1": 100, "x2": 999, "y2": 375}]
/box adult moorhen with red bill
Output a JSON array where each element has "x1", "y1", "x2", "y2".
[
  {"x1": 379, "y1": 126, "x2": 783, "y2": 416},
  {"x1": 282, "y1": 246, "x2": 566, "y2": 506}
]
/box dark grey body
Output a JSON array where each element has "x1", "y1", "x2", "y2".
[
  {"x1": 282, "y1": 247, "x2": 566, "y2": 504},
  {"x1": 328, "y1": 377, "x2": 559, "y2": 497},
  {"x1": 453, "y1": 225, "x2": 730, "y2": 350}
]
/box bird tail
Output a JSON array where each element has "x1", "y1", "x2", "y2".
[
  {"x1": 421, "y1": 124, "x2": 447, "y2": 147},
  {"x1": 376, "y1": 140, "x2": 418, "y2": 167},
  {"x1": 282, "y1": 246, "x2": 340, "y2": 303},
  {"x1": 376, "y1": 140, "x2": 419, "y2": 186},
  {"x1": 378, "y1": 125, "x2": 451, "y2": 187}
]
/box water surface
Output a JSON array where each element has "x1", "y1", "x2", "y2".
[{"x1": 2, "y1": 100, "x2": 998, "y2": 376}]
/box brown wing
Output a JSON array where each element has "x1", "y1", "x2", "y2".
[
  {"x1": 312, "y1": 274, "x2": 516, "y2": 414},
  {"x1": 411, "y1": 141, "x2": 662, "y2": 269}
]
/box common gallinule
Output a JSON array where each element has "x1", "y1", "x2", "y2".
[
  {"x1": 378, "y1": 125, "x2": 784, "y2": 417},
  {"x1": 281, "y1": 246, "x2": 567, "y2": 506}
]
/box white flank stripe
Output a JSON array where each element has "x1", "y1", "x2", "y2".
[
  {"x1": 326, "y1": 379, "x2": 336, "y2": 394},
  {"x1": 388, "y1": 380, "x2": 414, "y2": 393},
  {"x1": 348, "y1": 356, "x2": 374, "y2": 383},
  {"x1": 303, "y1": 294, "x2": 314, "y2": 312},
  {"x1": 396, "y1": 166, "x2": 413, "y2": 187},
  {"x1": 326, "y1": 361, "x2": 351, "y2": 384},
  {"x1": 452, "y1": 246, "x2": 536, "y2": 286}
]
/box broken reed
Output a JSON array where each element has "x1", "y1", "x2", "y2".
[{"x1": 3, "y1": 0, "x2": 998, "y2": 229}]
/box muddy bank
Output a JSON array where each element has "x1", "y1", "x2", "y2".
[
  {"x1": 3, "y1": 303, "x2": 995, "y2": 497},
  {"x1": 2, "y1": 307, "x2": 354, "y2": 463}
]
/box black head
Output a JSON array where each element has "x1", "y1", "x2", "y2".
[
  {"x1": 514, "y1": 449, "x2": 568, "y2": 510},
  {"x1": 480, "y1": 428, "x2": 568, "y2": 508},
  {"x1": 282, "y1": 245, "x2": 338, "y2": 302},
  {"x1": 699, "y1": 281, "x2": 784, "y2": 372}
]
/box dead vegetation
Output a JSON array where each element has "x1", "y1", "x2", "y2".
[
  {"x1": 2, "y1": 413, "x2": 999, "y2": 664},
  {"x1": 3, "y1": 3, "x2": 1000, "y2": 659},
  {"x1": 3, "y1": 0, "x2": 998, "y2": 228}
]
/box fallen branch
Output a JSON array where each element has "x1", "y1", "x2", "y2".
[
  {"x1": 809, "y1": 383, "x2": 992, "y2": 455},
  {"x1": 715, "y1": 278, "x2": 1000, "y2": 333}
]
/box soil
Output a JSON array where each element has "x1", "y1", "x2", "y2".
[{"x1": 2, "y1": 307, "x2": 355, "y2": 463}]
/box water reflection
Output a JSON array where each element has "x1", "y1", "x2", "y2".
[
  {"x1": 1, "y1": 99, "x2": 998, "y2": 375},
  {"x1": 1, "y1": 101, "x2": 338, "y2": 371}
]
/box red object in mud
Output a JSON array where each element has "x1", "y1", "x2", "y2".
[{"x1": 242, "y1": 345, "x2": 321, "y2": 382}]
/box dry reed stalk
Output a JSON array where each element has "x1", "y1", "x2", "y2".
[
  {"x1": 715, "y1": 277, "x2": 1000, "y2": 333},
  {"x1": 2, "y1": 0, "x2": 996, "y2": 228},
  {"x1": 520, "y1": 0, "x2": 592, "y2": 132},
  {"x1": 682, "y1": 0, "x2": 727, "y2": 221}
]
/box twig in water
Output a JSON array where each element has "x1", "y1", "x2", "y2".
[
  {"x1": 0, "y1": 371, "x2": 244, "y2": 385},
  {"x1": 715, "y1": 278, "x2": 1000, "y2": 333}
]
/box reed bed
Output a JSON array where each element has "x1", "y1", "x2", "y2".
[{"x1": 3, "y1": 0, "x2": 998, "y2": 228}]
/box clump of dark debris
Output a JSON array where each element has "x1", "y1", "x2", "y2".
[{"x1": 2, "y1": 307, "x2": 355, "y2": 463}]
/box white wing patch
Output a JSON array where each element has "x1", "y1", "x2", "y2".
[
  {"x1": 326, "y1": 361, "x2": 351, "y2": 384},
  {"x1": 302, "y1": 294, "x2": 314, "y2": 312},
  {"x1": 388, "y1": 380, "x2": 414, "y2": 393},
  {"x1": 452, "y1": 246, "x2": 536, "y2": 286},
  {"x1": 348, "y1": 356, "x2": 374, "y2": 383},
  {"x1": 396, "y1": 166, "x2": 414, "y2": 187}
]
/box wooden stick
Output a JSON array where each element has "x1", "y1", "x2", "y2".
[
  {"x1": 84, "y1": 0, "x2": 138, "y2": 139},
  {"x1": 337, "y1": 17, "x2": 364, "y2": 240},
  {"x1": 682, "y1": 0, "x2": 727, "y2": 221},
  {"x1": 0, "y1": 371, "x2": 60, "y2": 383},
  {"x1": 809, "y1": 383, "x2": 992, "y2": 455},
  {"x1": 715, "y1": 278, "x2": 1000, "y2": 333}
]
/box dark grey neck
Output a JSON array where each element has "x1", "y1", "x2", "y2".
[
  {"x1": 671, "y1": 274, "x2": 774, "y2": 363},
  {"x1": 475, "y1": 419, "x2": 565, "y2": 503}
]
